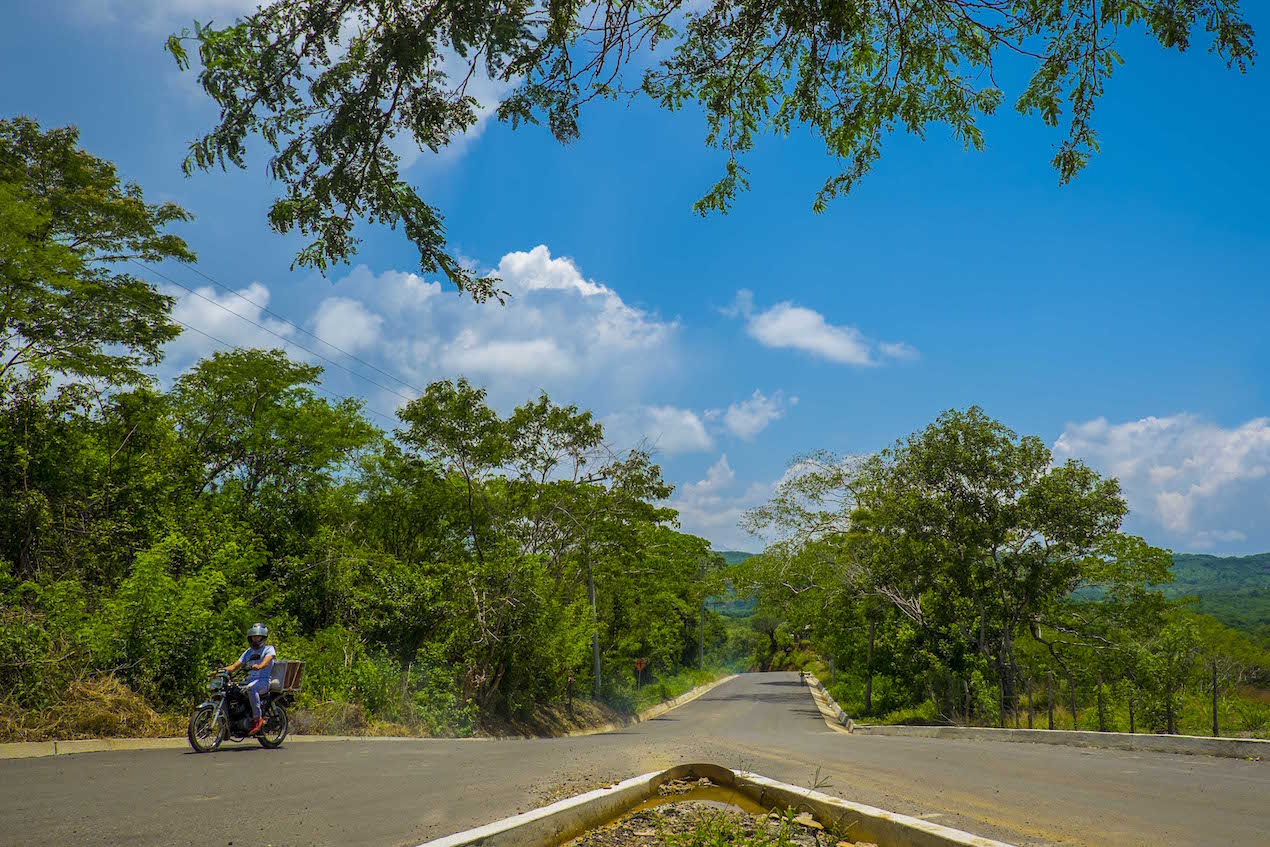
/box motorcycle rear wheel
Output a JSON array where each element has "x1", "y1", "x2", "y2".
[
  {"x1": 257, "y1": 700, "x2": 288, "y2": 749},
  {"x1": 188, "y1": 705, "x2": 225, "y2": 753}
]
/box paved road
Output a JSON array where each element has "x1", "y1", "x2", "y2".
[{"x1": 2, "y1": 673, "x2": 1266, "y2": 847}]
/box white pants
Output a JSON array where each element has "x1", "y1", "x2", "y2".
[{"x1": 245, "y1": 678, "x2": 269, "y2": 719}]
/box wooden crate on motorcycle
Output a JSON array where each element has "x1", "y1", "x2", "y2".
[{"x1": 269, "y1": 659, "x2": 305, "y2": 693}]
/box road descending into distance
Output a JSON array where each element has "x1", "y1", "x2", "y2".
[{"x1": 2, "y1": 673, "x2": 1266, "y2": 847}]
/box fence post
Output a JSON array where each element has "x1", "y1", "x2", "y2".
[
  {"x1": 1212, "y1": 657, "x2": 1219, "y2": 738},
  {"x1": 1096, "y1": 673, "x2": 1106, "y2": 732},
  {"x1": 1068, "y1": 676, "x2": 1078, "y2": 730},
  {"x1": 1026, "y1": 676, "x2": 1034, "y2": 729},
  {"x1": 1047, "y1": 672, "x2": 1055, "y2": 730}
]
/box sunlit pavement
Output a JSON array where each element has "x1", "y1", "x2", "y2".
[{"x1": 1, "y1": 673, "x2": 1266, "y2": 847}]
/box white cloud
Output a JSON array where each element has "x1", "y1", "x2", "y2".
[
  {"x1": 441, "y1": 335, "x2": 576, "y2": 380},
  {"x1": 1053, "y1": 414, "x2": 1270, "y2": 552},
  {"x1": 670, "y1": 454, "x2": 777, "y2": 550},
  {"x1": 322, "y1": 246, "x2": 677, "y2": 404},
  {"x1": 79, "y1": 0, "x2": 260, "y2": 30},
  {"x1": 161, "y1": 281, "x2": 295, "y2": 373},
  {"x1": 728, "y1": 289, "x2": 917, "y2": 366},
  {"x1": 723, "y1": 389, "x2": 788, "y2": 440},
  {"x1": 879, "y1": 341, "x2": 920, "y2": 361},
  {"x1": 604, "y1": 406, "x2": 714, "y2": 455},
  {"x1": 311, "y1": 297, "x2": 384, "y2": 354}
]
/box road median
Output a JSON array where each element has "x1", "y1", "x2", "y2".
[{"x1": 416, "y1": 761, "x2": 1019, "y2": 847}]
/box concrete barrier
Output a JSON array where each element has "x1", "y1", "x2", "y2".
[
  {"x1": 415, "y1": 762, "x2": 1018, "y2": 847},
  {"x1": 0, "y1": 674, "x2": 738, "y2": 760}
]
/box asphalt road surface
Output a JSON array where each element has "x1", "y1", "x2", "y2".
[{"x1": 2, "y1": 673, "x2": 1266, "y2": 847}]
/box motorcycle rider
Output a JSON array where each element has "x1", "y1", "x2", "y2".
[{"x1": 222, "y1": 623, "x2": 275, "y2": 735}]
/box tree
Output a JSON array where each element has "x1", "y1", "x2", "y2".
[
  {"x1": 744, "y1": 407, "x2": 1175, "y2": 719},
  {"x1": 167, "y1": 1, "x2": 1254, "y2": 284},
  {"x1": 169, "y1": 348, "x2": 377, "y2": 549},
  {"x1": 0, "y1": 117, "x2": 194, "y2": 386}
]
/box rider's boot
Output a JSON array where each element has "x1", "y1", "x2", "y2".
[{"x1": 249, "y1": 716, "x2": 265, "y2": 735}]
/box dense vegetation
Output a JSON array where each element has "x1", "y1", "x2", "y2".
[
  {"x1": 0, "y1": 117, "x2": 758, "y2": 741},
  {"x1": 738, "y1": 409, "x2": 1270, "y2": 737},
  {"x1": 1164, "y1": 553, "x2": 1270, "y2": 640}
]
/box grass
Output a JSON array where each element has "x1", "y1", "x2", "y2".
[
  {"x1": 629, "y1": 666, "x2": 731, "y2": 714},
  {"x1": 0, "y1": 676, "x2": 183, "y2": 742},
  {"x1": 789, "y1": 652, "x2": 1270, "y2": 739}
]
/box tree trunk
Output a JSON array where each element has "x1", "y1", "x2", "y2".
[
  {"x1": 964, "y1": 679, "x2": 971, "y2": 727},
  {"x1": 1128, "y1": 692, "x2": 1135, "y2": 734},
  {"x1": 699, "y1": 597, "x2": 705, "y2": 672},
  {"x1": 865, "y1": 619, "x2": 875, "y2": 715},
  {"x1": 587, "y1": 553, "x2": 601, "y2": 697},
  {"x1": 1166, "y1": 694, "x2": 1176, "y2": 735}
]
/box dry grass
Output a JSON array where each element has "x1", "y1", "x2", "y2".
[{"x1": 0, "y1": 676, "x2": 183, "y2": 743}]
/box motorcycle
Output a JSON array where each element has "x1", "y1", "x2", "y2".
[{"x1": 188, "y1": 668, "x2": 290, "y2": 753}]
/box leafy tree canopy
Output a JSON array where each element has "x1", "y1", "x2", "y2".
[
  {"x1": 167, "y1": 1, "x2": 1253, "y2": 289},
  {"x1": 0, "y1": 117, "x2": 194, "y2": 386}
]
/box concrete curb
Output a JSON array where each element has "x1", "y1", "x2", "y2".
[
  {"x1": 805, "y1": 674, "x2": 852, "y2": 733},
  {"x1": 414, "y1": 762, "x2": 1018, "y2": 847},
  {"x1": 849, "y1": 723, "x2": 1269, "y2": 759},
  {"x1": 0, "y1": 674, "x2": 737, "y2": 760}
]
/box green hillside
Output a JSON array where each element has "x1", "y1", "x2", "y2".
[
  {"x1": 717, "y1": 550, "x2": 757, "y2": 565},
  {"x1": 1164, "y1": 553, "x2": 1270, "y2": 638}
]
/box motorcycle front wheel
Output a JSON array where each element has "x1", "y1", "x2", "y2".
[
  {"x1": 257, "y1": 700, "x2": 288, "y2": 749},
  {"x1": 188, "y1": 705, "x2": 225, "y2": 753}
]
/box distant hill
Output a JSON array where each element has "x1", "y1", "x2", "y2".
[
  {"x1": 1163, "y1": 553, "x2": 1270, "y2": 638},
  {"x1": 717, "y1": 550, "x2": 757, "y2": 565}
]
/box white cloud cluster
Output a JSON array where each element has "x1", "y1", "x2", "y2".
[
  {"x1": 318, "y1": 245, "x2": 678, "y2": 408},
  {"x1": 722, "y1": 389, "x2": 795, "y2": 440},
  {"x1": 161, "y1": 281, "x2": 295, "y2": 372},
  {"x1": 726, "y1": 289, "x2": 916, "y2": 366},
  {"x1": 604, "y1": 406, "x2": 714, "y2": 455},
  {"x1": 670, "y1": 454, "x2": 774, "y2": 550},
  {"x1": 1053, "y1": 414, "x2": 1270, "y2": 551}
]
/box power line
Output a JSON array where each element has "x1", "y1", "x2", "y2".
[
  {"x1": 165, "y1": 315, "x2": 400, "y2": 426},
  {"x1": 2, "y1": 148, "x2": 422, "y2": 421},
  {"x1": 132, "y1": 259, "x2": 416, "y2": 404},
  {"x1": 178, "y1": 260, "x2": 428, "y2": 396}
]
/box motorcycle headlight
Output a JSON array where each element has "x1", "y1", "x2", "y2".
[{"x1": 207, "y1": 677, "x2": 224, "y2": 692}]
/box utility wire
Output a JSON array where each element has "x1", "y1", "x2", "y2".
[
  {"x1": 178, "y1": 260, "x2": 428, "y2": 395},
  {"x1": 2, "y1": 148, "x2": 421, "y2": 420},
  {"x1": 132, "y1": 259, "x2": 416, "y2": 404},
  {"x1": 164, "y1": 315, "x2": 400, "y2": 426}
]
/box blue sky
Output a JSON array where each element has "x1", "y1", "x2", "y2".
[{"x1": 4, "y1": 1, "x2": 1268, "y2": 552}]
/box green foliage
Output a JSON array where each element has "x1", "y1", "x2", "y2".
[
  {"x1": 0, "y1": 351, "x2": 721, "y2": 736},
  {"x1": 742, "y1": 407, "x2": 1270, "y2": 737},
  {"x1": 167, "y1": 1, "x2": 1254, "y2": 281},
  {"x1": 0, "y1": 117, "x2": 193, "y2": 386}
]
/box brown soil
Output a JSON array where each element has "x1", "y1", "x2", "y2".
[{"x1": 563, "y1": 780, "x2": 878, "y2": 847}]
